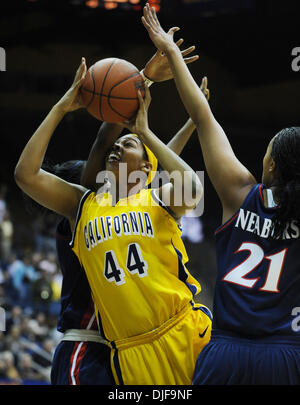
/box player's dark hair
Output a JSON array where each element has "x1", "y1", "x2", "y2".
[
  {"x1": 23, "y1": 159, "x2": 86, "y2": 216},
  {"x1": 271, "y1": 127, "x2": 300, "y2": 238},
  {"x1": 47, "y1": 160, "x2": 86, "y2": 184}
]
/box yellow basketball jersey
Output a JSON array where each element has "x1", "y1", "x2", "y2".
[{"x1": 71, "y1": 188, "x2": 201, "y2": 342}]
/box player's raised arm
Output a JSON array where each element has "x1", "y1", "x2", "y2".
[
  {"x1": 142, "y1": 4, "x2": 256, "y2": 223},
  {"x1": 125, "y1": 86, "x2": 203, "y2": 220},
  {"x1": 80, "y1": 122, "x2": 124, "y2": 191},
  {"x1": 14, "y1": 58, "x2": 88, "y2": 223},
  {"x1": 80, "y1": 42, "x2": 199, "y2": 191}
]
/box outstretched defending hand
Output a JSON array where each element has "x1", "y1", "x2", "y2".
[
  {"x1": 55, "y1": 57, "x2": 87, "y2": 113},
  {"x1": 142, "y1": 3, "x2": 178, "y2": 54},
  {"x1": 143, "y1": 37, "x2": 198, "y2": 82}
]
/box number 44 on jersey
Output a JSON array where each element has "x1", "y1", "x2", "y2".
[{"x1": 104, "y1": 243, "x2": 148, "y2": 285}]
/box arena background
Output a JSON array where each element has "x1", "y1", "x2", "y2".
[{"x1": 0, "y1": 0, "x2": 299, "y2": 385}]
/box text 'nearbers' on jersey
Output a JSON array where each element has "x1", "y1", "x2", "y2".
[{"x1": 214, "y1": 184, "x2": 300, "y2": 338}]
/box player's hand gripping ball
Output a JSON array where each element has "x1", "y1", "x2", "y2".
[{"x1": 80, "y1": 58, "x2": 145, "y2": 123}]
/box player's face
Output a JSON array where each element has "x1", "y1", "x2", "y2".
[
  {"x1": 105, "y1": 135, "x2": 150, "y2": 180},
  {"x1": 261, "y1": 137, "x2": 276, "y2": 187}
]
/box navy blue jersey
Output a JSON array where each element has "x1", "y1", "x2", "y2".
[
  {"x1": 213, "y1": 183, "x2": 300, "y2": 339},
  {"x1": 56, "y1": 218, "x2": 97, "y2": 332}
]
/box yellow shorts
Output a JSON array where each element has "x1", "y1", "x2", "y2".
[{"x1": 110, "y1": 302, "x2": 212, "y2": 385}]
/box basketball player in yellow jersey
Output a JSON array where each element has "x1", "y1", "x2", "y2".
[{"x1": 15, "y1": 58, "x2": 212, "y2": 385}]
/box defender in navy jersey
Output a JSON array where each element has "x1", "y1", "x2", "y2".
[
  {"x1": 29, "y1": 160, "x2": 114, "y2": 385},
  {"x1": 51, "y1": 216, "x2": 114, "y2": 385},
  {"x1": 191, "y1": 182, "x2": 300, "y2": 385},
  {"x1": 193, "y1": 181, "x2": 300, "y2": 385},
  {"x1": 142, "y1": 5, "x2": 300, "y2": 384},
  {"x1": 213, "y1": 183, "x2": 300, "y2": 339}
]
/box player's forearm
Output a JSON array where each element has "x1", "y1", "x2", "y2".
[
  {"x1": 164, "y1": 45, "x2": 211, "y2": 126},
  {"x1": 15, "y1": 105, "x2": 65, "y2": 185},
  {"x1": 80, "y1": 122, "x2": 124, "y2": 190},
  {"x1": 167, "y1": 118, "x2": 195, "y2": 155},
  {"x1": 139, "y1": 127, "x2": 202, "y2": 196}
]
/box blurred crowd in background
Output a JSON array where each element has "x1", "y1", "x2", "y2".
[
  {"x1": 0, "y1": 181, "x2": 217, "y2": 384},
  {"x1": 0, "y1": 183, "x2": 63, "y2": 384}
]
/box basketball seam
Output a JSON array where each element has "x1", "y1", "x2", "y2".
[
  {"x1": 99, "y1": 59, "x2": 117, "y2": 121},
  {"x1": 107, "y1": 71, "x2": 141, "y2": 97},
  {"x1": 112, "y1": 71, "x2": 141, "y2": 86},
  {"x1": 81, "y1": 87, "x2": 138, "y2": 100},
  {"x1": 107, "y1": 71, "x2": 142, "y2": 120},
  {"x1": 107, "y1": 104, "x2": 131, "y2": 120}
]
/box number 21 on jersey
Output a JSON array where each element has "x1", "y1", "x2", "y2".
[
  {"x1": 104, "y1": 242, "x2": 148, "y2": 286},
  {"x1": 222, "y1": 242, "x2": 287, "y2": 293}
]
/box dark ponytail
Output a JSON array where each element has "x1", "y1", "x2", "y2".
[{"x1": 271, "y1": 127, "x2": 300, "y2": 238}]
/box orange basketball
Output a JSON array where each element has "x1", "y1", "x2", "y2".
[{"x1": 80, "y1": 58, "x2": 145, "y2": 123}]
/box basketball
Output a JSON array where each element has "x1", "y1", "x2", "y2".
[{"x1": 80, "y1": 58, "x2": 145, "y2": 123}]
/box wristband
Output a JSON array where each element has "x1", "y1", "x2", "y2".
[{"x1": 140, "y1": 69, "x2": 154, "y2": 87}]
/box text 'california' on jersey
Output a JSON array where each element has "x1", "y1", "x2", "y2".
[
  {"x1": 70, "y1": 188, "x2": 201, "y2": 342},
  {"x1": 213, "y1": 183, "x2": 300, "y2": 339}
]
